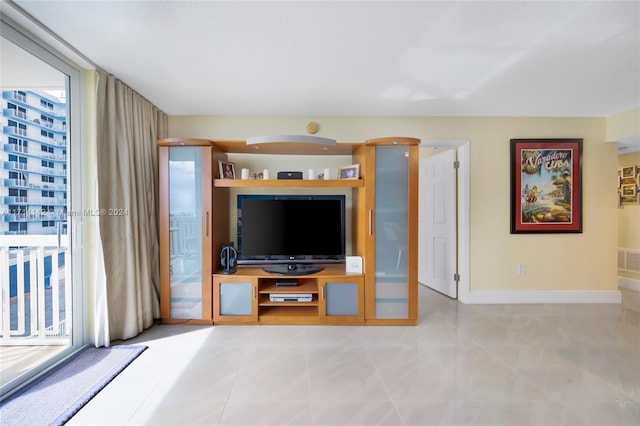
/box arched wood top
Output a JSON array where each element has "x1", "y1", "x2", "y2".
[
  {"x1": 157, "y1": 138, "x2": 214, "y2": 146},
  {"x1": 364, "y1": 137, "x2": 420, "y2": 146}
]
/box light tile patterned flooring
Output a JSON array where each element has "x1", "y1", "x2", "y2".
[{"x1": 68, "y1": 286, "x2": 639, "y2": 426}]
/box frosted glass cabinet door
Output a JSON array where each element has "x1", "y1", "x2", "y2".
[
  {"x1": 320, "y1": 277, "x2": 364, "y2": 323},
  {"x1": 168, "y1": 146, "x2": 205, "y2": 319},
  {"x1": 213, "y1": 277, "x2": 257, "y2": 323},
  {"x1": 374, "y1": 146, "x2": 409, "y2": 319},
  {"x1": 326, "y1": 283, "x2": 358, "y2": 316},
  {"x1": 220, "y1": 283, "x2": 253, "y2": 315}
]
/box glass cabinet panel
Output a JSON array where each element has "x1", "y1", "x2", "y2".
[
  {"x1": 374, "y1": 146, "x2": 409, "y2": 319},
  {"x1": 168, "y1": 147, "x2": 203, "y2": 319},
  {"x1": 325, "y1": 282, "x2": 358, "y2": 316},
  {"x1": 219, "y1": 282, "x2": 253, "y2": 316}
]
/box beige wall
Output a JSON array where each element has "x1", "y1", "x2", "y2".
[
  {"x1": 169, "y1": 115, "x2": 619, "y2": 292},
  {"x1": 618, "y1": 151, "x2": 640, "y2": 249},
  {"x1": 607, "y1": 107, "x2": 640, "y2": 142},
  {"x1": 618, "y1": 151, "x2": 640, "y2": 281}
]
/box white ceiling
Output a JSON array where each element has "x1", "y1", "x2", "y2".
[{"x1": 6, "y1": 1, "x2": 640, "y2": 123}]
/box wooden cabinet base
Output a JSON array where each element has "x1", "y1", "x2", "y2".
[
  {"x1": 213, "y1": 265, "x2": 364, "y2": 325},
  {"x1": 160, "y1": 318, "x2": 215, "y2": 325}
]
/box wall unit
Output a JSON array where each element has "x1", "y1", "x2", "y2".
[{"x1": 158, "y1": 137, "x2": 418, "y2": 326}]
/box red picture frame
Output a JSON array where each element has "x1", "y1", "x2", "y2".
[{"x1": 510, "y1": 139, "x2": 582, "y2": 233}]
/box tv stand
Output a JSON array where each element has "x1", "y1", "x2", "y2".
[
  {"x1": 212, "y1": 265, "x2": 364, "y2": 325},
  {"x1": 262, "y1": 263, "x2": 324, "y2": 276}
]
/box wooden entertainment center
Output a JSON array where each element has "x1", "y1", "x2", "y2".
[{"x1": 158, "y1": 137, "x2": 418, "y2": 326}]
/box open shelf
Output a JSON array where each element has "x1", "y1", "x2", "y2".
[
  {"x1": 259, "y1": 293, "x2": 319, "y2": 306},
  {"x1": 259, "y1": 279, "x2": 318, "y2": 294},
  {"x1": 213, "y1": 179, "x2": 363, "y2": 188}
]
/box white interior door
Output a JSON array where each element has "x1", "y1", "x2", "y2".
[{"x1": 419, "y1": 149, "x2": 457, "y2": 298}]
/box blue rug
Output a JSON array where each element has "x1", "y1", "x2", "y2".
[{"x1": 0, "y1": 344, "x2": 147, "y2": 425}]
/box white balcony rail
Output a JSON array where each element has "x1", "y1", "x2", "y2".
[{"x1": 0, "y1": 235, "x2": 70, "y2": 345}]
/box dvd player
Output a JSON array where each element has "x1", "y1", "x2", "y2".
[{"x1": 269, "y1": 294, "x2": 313, "y2": 302}]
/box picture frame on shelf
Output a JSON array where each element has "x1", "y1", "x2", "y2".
[
  {"x1": 218, "y1": 160, "x2": 236, "y2": 179},
  {"x1": 510, "y1": 138, "x2": 583, "y2": 234},
  {"x1": 338, "y1": 164, "x2": 360, "y2": 180}
]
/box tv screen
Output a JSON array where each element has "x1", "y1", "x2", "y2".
[{"x1": 237, "y1": 195, "x2": 345, "y2": 272}]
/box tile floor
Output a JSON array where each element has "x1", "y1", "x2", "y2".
[{"x1": 68, "y1": 286, "x2": 639, "y2": 425}]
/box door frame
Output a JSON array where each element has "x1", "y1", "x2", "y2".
[{"x1": 419, "y1": 140, "x2": 470, "y2": 303}]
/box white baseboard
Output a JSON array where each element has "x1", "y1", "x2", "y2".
[
  {"x1": 618, "y1": 276, "x2": 640, "y2": 292},
  {"x1": 463, "y1": 290, "x2": 621, "y2": 304}
]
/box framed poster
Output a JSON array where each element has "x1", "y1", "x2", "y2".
[{"x1": 510, "y1": 139, "x2": 583, "y2": 233}]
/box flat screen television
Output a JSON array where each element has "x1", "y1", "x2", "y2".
[{"x1": 237, "y1": 194, "x2": 346, "y2": 275}]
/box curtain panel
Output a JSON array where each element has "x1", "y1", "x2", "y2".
[{"x1": 96, "y1": 70, "x2": 167, "y2": 342}]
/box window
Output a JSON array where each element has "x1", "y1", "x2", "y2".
[
  {"x1": 9, "y1": 222, "x2": 28, "y2": 232},
  {"x1": 8, "y1": 188, "x2": 26, "y2": 197},
  {"x1": 40, "y1": 98, "x2": 54, "y2": 110},
  {"x1": 9, "y1": 205, "x2": 25, "y2": 214}
]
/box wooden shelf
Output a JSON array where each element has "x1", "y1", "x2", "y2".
[
  {"x1": 259, "y1": 306, "x2": 318, "y2": 317},
  {"x1": 259, "y1": 280, "x2": 317, "y2": 293},
  {"x1": 213, "y1": 179, "x2": 363, "y2": 188},
  {"x1": 259, "y1": 296, "x2": 319, "y2": 307}
]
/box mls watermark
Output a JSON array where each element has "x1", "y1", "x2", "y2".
[{"x1": 66, "y1": 209, "x2": 130, "y2": 216}]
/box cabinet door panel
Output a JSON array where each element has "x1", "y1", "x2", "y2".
[
  {"x1": 326, "y1": 282, "x2": 359, "y2": 316},
  {"x1": 213, "y1": 276, "x2": 257, "y2": 323},
  {"x1": 160, "y1": 145, "x2": 212, "y2": 322},
  {"x1": 319, "y1": 277, "x2": 363, "y2": 324},
  {"x1": 373, "y1": 146, "x2": 410, "y2": 319},
  {"x1": 220, "y1": 282, "x2": 253, "y2": 315}
]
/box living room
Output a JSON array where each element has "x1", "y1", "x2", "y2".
[{"x1": 1, "y1": 1, "x2": 638, "y2": 424}]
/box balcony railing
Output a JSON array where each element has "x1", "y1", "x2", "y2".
[
  {"x1": 0, "y1": 235, "x2": 70, "y2": 345},
  {"x1": 3, "y1": 161, "x2": 28, "y2": 171},
  {"x1": 4, "y1": 144, "x2": 67, "y2": 161}
]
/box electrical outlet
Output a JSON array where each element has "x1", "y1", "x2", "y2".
[{"x1": 517, "y1": 264, "x2": 526, "y2": 275}]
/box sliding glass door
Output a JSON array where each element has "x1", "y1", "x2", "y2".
[{"x1": 0, "y1": 16, "x2": 85, "y2": 397}]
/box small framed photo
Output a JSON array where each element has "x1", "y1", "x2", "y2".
[
  {"x1": 338, "y1": 164, "x2": 360, "y2": 180},
  {"x1": 620, "y1": 193, "x2": 640, "y2": 205},
  {"x1": 218, "y1": 160, "x2": 236, "y2": 179},
  {"x1": 621, "y1": 184, "x2": 637, "y2": 196},
  {"x1": 621, "y1": 166, "x2": 636, "y2": 178}
]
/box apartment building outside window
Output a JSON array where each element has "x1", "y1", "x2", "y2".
[{"x1": 1, "y1": 90, "x2": 67, "y2": 235}]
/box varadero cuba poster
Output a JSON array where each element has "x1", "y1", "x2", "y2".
[{"x1": 510, "y1": 139, "x2": 582, "y2": 233}]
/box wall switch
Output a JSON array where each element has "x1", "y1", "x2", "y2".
[{"x1": 517, "y1": 264, "x2": 526, "y2": 275}]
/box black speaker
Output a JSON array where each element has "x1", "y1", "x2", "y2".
[
  {"x1": 277, "y1": 171, "x2": 303, "y2": 180},
  {"x1": 220, "y1": 242, "x2": 237, "y2": 274}
]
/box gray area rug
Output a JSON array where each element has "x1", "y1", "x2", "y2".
[{"x1": 0, "y1": 344, "x2": 147, "y2": 425}]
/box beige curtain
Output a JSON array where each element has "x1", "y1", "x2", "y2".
[{"x1": 96, "y1": 70, "x2": 167, "y2": 342}]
